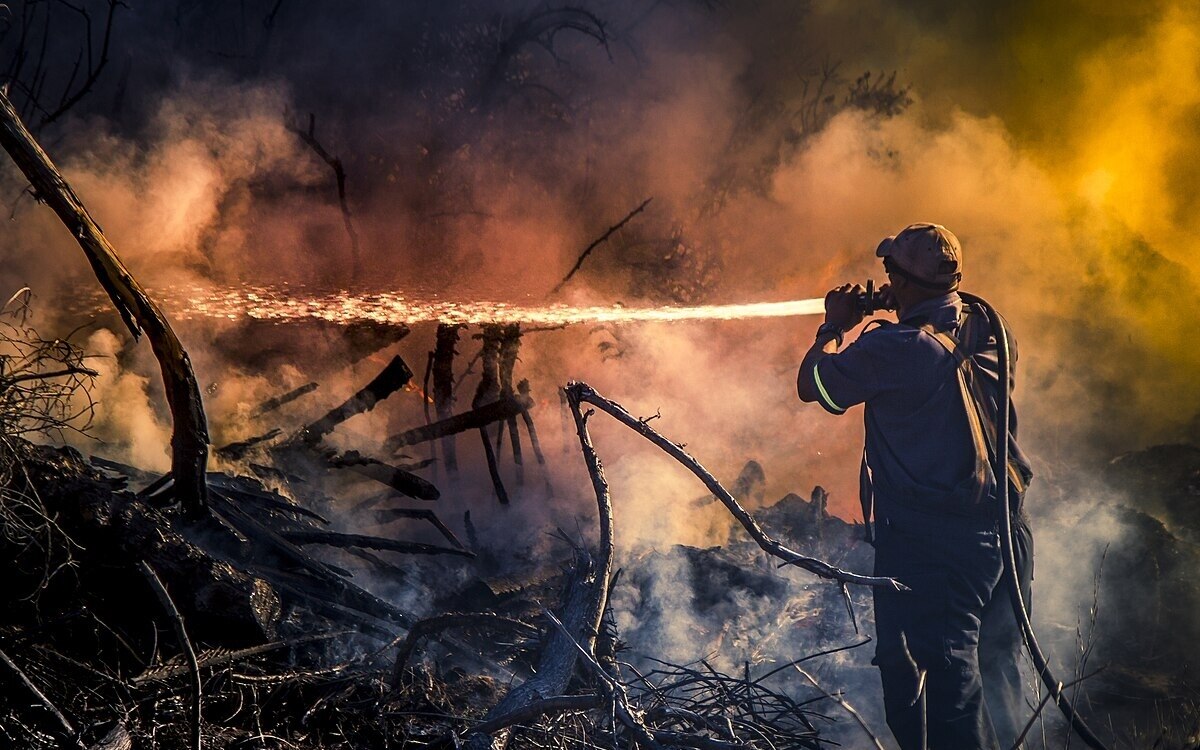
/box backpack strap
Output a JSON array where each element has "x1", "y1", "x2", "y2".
[
  {"x1": 920, "y1": 307, "x2": 1031, "y2": 499},
  {"x1": 917, "y1": 322, "x2": 993, "y2": 507}
]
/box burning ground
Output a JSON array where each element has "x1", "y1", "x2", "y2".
[{"x1": 1, "y1": 1, "x2": 1200, "y2": 748}]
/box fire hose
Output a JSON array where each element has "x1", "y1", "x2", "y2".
[{"x1": 958, "y1": 292, "x2": 1110, "y2": 750}]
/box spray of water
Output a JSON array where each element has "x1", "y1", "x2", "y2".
[{"x1": 165, "y1": 284, "x2": 829, "y2": 326}]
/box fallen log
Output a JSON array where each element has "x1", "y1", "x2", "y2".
[
  {"x1": 324, "y1": 450, "x2": 440, "y2": 501},
  {"x1": 373, "y1": 507, "x2": 465, "y2": 549},
  {"x1": 215, "y1": 428, "x2": 282, "y2": 461},
  {"x1": 564, "y1": 381, "x2": 903, "y2": 590},
  {"x1": 280, "y1": 529, "x2": 474, "y2": 558},
  {"x1": 253, "y1": 382, "x2": 319, "y2": 416},
  {"x1": 383, "y1": 394, "x2": 535, "y2": 453},
  {"x1": 295, "y1": 355, "x2": 412, "y2": 446},
  {"x1": 0, "y1": 89, "x2": 210, "y2": 517}
]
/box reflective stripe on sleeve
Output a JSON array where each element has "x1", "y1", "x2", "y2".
[{"x1": 813, "y1": 360, "x2": 846, "y2": 414}]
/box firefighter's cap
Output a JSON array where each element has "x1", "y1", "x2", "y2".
[{"x1": 875, "y1": 222, "x2": 962, "y2": 289}]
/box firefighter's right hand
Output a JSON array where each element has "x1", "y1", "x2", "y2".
[{"x1": 825, "y1": 283, "x2": 866, "y2": 331}]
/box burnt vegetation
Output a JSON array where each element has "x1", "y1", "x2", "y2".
[{"x1": 0, "y1": 2, "x2": 1197, "y2": 750}]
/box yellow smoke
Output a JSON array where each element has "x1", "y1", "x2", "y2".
[{"x1": 1054, "y1": 3, "x2": 1200, "y2": 259}]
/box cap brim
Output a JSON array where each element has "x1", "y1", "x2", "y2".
[{"x1": 875, "y1": 236, "x2": 896, "y2": 258}]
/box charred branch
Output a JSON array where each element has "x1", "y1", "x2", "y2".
[
  {"x1": 294, "y1": 355, "x2": 412, "y2": 446},
  {"x1": 391, "y1": 612, "x2": 539, "y2": 679},
  {"x1": 290, "y1": 112, "x2": 362, "y2": 281},
  {"x1": 0, "y1": 645, "x2": 79, "y2": 745},
  {"x1": 495, "y1": 324, "x2": 524, "y2": 483},
  {"x1": 552, "y1": 197, "x2": 652, "y2": 294},
  {"x1": 564, "y1": 381, "x2": 902, "y2": 590},
  {"x1": 0, "y1": 89, "x2": 210, "y2": 517},
  {"x1": 323, "y1": 450, "x2": 440, "y2": 501},
  {"x1": 253, "y1": 381, "x2": 318, "y2": 417},
  {"x1": 214, "y1": 428, "x2": 282, "y2": 461},
  {"x1": 384, "y1": 393, "x2": 535, "y2": 453},
  {"x1": 138, "y1": 560, "x2": 202, "y2": 750},
  {"x1": 462, "y1": 550, "x2": 602, "y2": 750},
  {"x1": 208, "y1": 472, "x2": 329, "y2": 525},
  {"x1": 481, "y1": 7, "x2": 610, "y2": 108},
  {"x1": 432, "y1": 323, "x2": 463, "y2": 471},
  {"x1": 373, "y1": 507, "x2": 466, "y2": 549},
  {"x1": 544, "y1": 610, "x2": 664, "y2": 750},
  {"x1": 281, "y1": 529, "x2": 473, "y2": 558}
]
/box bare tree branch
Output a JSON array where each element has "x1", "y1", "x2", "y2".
[
  {"x1": 563, "y1": 381, "x2": 904, "y2": 590},
  {"x1": 552, "y1": 197, "x2": 652, "y2": 294}
]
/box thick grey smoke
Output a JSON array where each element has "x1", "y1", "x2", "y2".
[{"x1": 2, "y1": 1, "x2": 1197, "y2": 745}]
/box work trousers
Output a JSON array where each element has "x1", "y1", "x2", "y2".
[{"x1": 871, "y1": 504, "x2": 1030, "y2": 750}]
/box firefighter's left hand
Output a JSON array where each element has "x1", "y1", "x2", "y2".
[{"x1": 824, "y1": 283, "x2": 865, "y2": 331}]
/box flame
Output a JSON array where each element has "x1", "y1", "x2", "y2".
[{"x1": 159, "y1": 284, "x2": 828, "y2": 327}]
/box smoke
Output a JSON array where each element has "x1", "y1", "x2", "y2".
[{"x1": 2, "y1": 0, "x2": 1198, "y2": 742}]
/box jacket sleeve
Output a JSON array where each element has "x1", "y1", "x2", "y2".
[{"x1": 804, "y1": 330, "x2": 894, "y2": 415}]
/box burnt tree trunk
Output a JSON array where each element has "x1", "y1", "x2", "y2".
[
  {"x1": 0, "y1": 90, "x2": 210, "y2": 517},
  {"x1": 473, "y1": 326, "x2": 508, "y2": 504},
  {"x1": 432, "y1": 324, "x2": 463, "y2": 472},
  {"x1": 497, "y1": 324, "x2": 524, "y2": 484}
]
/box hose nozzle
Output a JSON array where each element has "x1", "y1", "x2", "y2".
[{"x1": 857, "y1": 279, "x2": 894, "y2": 315}]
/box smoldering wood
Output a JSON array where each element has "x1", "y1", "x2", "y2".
[
  {"x1": 89, "y1": 455, "x2": 158, "y2": 484},
  {"x1": 210, "y1": 472, "x2": 329, "y2": 524},
  {"x1": 543, "y1": 609, "x2": 665, "y2": 750},
  {"x1": 471, "y1": 325, "x2": 510, "y2": 504},
  {"x1": 391, "y1": 612, "x2": 540, "y2": 679},
  {"x1": 373, "y1": 507, "x2": 466, "y2": 549},
  {"x1": 495, "y1": 324, "x2": 524, "y2": 483},
  {"x1": 107, "y1": 491, "x2": 282, "y2": 640},
  {"x1": 461, "y1": 551, "x2": 601, "y2": 750},
  {"x1": 294, "y1": 355, "x2": 413, "y2": 446},
  {"x1": 208, "y1": 491, "x2": 349, "y2": 588},
  {"x1": 253, "y1": 382, "x2": 319, "y2": 416},
  {"x1": 517, "y1": 380, "x2": 547, "y2": 466},
  {"x1": 244, "y1": 569, "x2": 399, "y2": 641},
  {"x1": 463, "y1": 387, "x2": 616, "y2": 750},
  {"x1": 0, "y1": 89, "x2": 210, "y2": 517},
  {"x1": 563, "y1": 381, "x2": 903, "y2": 590},
  {"x1": 384, "y1": 393, "x2": 536, "y2": 457},
  {"x1": 423, "y1": 350, "x2": 437, "y2": 475},
  {"x1": 280, "y1": 529, "x2": 474, "y2": 558},
  {"x1": 432, "y1": 324, "x2": 463, "y2": 471},
  {"x1": 323, "y1": 450, "x2": 441, "y2": 501},
  {"x1": 215, "y1": 428, "x2": 283, "y2": 461},
  {"x1": 341, "y1": 547, "x2": 409, "y2": 578}
]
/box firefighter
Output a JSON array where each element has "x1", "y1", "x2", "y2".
[{"x1": 796, "y1": 223, "x2": 1035, "y2": 749}]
